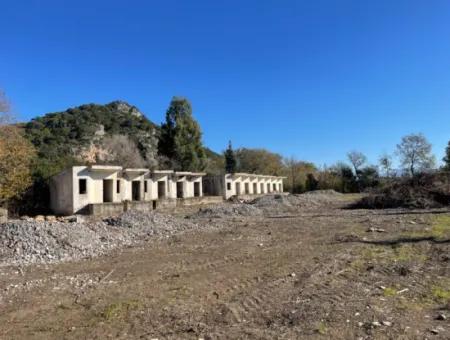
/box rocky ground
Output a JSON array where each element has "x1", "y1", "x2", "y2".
[{"x1": 0, "y1": 192, "x2": 449, "y2": 339}]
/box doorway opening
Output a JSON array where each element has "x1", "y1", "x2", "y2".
[
  {"x1": 103, "y1": 179, "x2": 113, "y2": 202},
  {"x1": 194, "y1": 182, "x2": 200, "y2": 197},
  {"x1": 177, "y1": 181, "x2": 184, "y2": 198},
  {"x1": 235, "y1": 182, "x2": 241, "y2": 195},
  {"x1": 157, "y1": 181, "x2": 166, "y2": 199},
  {"x1": 253, "y1": 183, "x2": 257, "y2": 194},
  {"x1": 244, "y1": 183, "x2": 249, "y2": 194},
  {"x1": 260, "y1": 183, "x2": 264, "y2": 193},
  {"x1": 132, "y1": 181, "x2": 141, "y2": 201}
]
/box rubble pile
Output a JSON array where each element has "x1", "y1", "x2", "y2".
[
  {"x1": 250, "y1": 191, "x2": 343, "y2": 213},
  {"x1": 104, "y1": 210, "x2": 201, "y2": 237},
  {"x1": 195, "y1": 191, "x2": 343, "y2": 218},
  {"x1": 194, "y1": 204, "x2": 263, "y2": 218},
  {"x1": 0, "y1": 211, "x2": 201, "y2": 266}
]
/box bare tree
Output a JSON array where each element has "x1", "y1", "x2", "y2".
[
  {"x1": 101, "y1": 134, "x2": 146, "y2": 168},
  {"x1": 378, "y1": 153, "x2": 393, "y2": 177},
  {"x1": 347, "y1": 150, "x2": 367, "y2": 177},
  {"x1": 396, "y1": 133, "x2": 435, "y2": 176}
]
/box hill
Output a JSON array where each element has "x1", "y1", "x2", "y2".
[
  {"x1": 25, "y1": 101, "x2": 159, "y2": 173},
  {"x1": 14, "y1": 100, "x2": 222, "y2": 214},
  {"x1": 24, "y1": 100, "x2": 224, "y2": 176}
]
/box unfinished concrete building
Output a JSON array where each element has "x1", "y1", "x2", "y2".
[
  {"x1": 203, "y1": 173, "x2": 285, "y2": 199},
  {"x1": 50, "y1": 166, "x2": 207, "y2": 215}
]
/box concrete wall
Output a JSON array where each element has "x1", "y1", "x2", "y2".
[
  {"x1": 124, "y1": 201, "x2": 153, "y2": 212},
  {"x1": 151, "y1": 174, "x2": 172, "y2": 200},
  {"x1": 176, "y1": 195, "x2": 223, "y2": 206},
  {"x1": 122, "y1": 173, "x2": 147, "y2": 202},
  {"x1": 88, "y1": 202, "x2": 124, "y2": 216},
  {"x1": 73, "y1": 167, "x2": 122, "y2": 214},
  {"x1": 173, "y1": 175, "x2": 203, "y2": 199},
  {"x1": 154, "y1": 198, "x2": 177, "y2": 210},
  {"x1": 51, "y1": 166, "x2": 209, "y2": 215},
  {"x1": 50, "y1": 168, "x2": 73, "y2": 215},
  {"x1": 204, "y1": 174, "x2": 285, "y2": 199},
  {"x1": 0, "y1": 207, "x2": 7, "y2": 223}
]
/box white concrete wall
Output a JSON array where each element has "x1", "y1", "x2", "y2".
[
  {"x1": 72, "y1": 167, "x2": 122, "y2": 213},
  {"x1": 151, "y1": 174, "x2": 173, "y2": 200},
  {"x1": 173, "y1": 175, "x2": 204, "y2": 198},
  {"x1": 122, "y1": 173, "x2": 148, "y2": 202},
  {"x1": 222, "y1": 174, "x2": 284, "y2": 199},
  {"x1": 50, "y1": 168, "x2": 73, "y2": 215}
]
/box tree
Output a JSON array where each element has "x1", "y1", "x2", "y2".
[
  {"x1": 224, "y1": 141, "x2": 236, "y2": 173},
  {"x1": 101, "y1": 134, "x2": 146, "y2": 168},
  {"x1": 443, "y1": 140, "x2": 450, "y2": 171},
  {"x1": 378, "y1": 153, "x2": 393, "y2": 177},
  {"x1": 332, "y1": 162, "x2": 358, "y2": 193},
  {"x1": 283, "y1": 156, "x2": 316, "y2": 193},
  {"x1": 396, "y1": 133, "x2": 435, "y2": 176},
  {"x1": 305, "y1": 173, "x2": 319, "y2": 191},
  {"x1": 284, "y1": 156, "x2": 299, "y2": 193},
  {"x1": 158, "y1": 97, "x2": 206, "y2": 171},
  {"x1": 316, "y1": 165, "x2": 342, "y2": 192},
  {"x1": 0, "y1": 92, "x2": 36, "y2": 206},
  {"x1": 358, "y1": 166, "x2": 380, "y2": 190},
  {"x1": 347, "y1": 151, "x2": 367, "y2": 177},
  {"x1": 235, "y1": 148, "x2": 284, "y2": 175}
]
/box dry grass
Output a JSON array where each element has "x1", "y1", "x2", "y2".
[{"x1": 102, "y1": 300, "x2": 141, "y2": 320}]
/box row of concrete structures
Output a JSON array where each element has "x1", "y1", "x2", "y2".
[
  {"x1": 50, "y1": 165, "x2": 285, "y2": 215},
  {"x1": 203, "y1": 173, "x2": 285, "y2": 199}
]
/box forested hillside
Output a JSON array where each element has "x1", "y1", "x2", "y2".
[{"x1": 24, "y1": 101, "x2": 159, "y2": 176}]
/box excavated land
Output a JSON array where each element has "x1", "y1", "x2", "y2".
[{"x1": 0, "y1": 192, "x2": 449, "y2": 339}]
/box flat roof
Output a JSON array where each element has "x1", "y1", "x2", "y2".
[
  {"x1": 123, "y1": 168, "x2": 149, "y2": 174},
  {"x1": 89, "y1": 165, "x2": 122, "y2": 172},
  {"x1": 190, "y1": 172, "x2": 207, "y2": 176},
  {"x1": 174, "y1": 171, "x2": 207, "y2": 176},
  {"x1": 228, "y1": 173, "x2": 286, "y2": 179}
]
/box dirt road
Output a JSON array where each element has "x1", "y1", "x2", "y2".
[{"x1": 0, "y1": 197, "x2": 449, "y2": 339}]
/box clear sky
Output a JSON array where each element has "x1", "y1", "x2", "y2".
[{"x1": 1, "y1": 0, "x2": 449, "y2": 166}]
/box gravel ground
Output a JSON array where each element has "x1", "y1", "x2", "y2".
[
  {"x1": 0, "y1": 211, "x2": 202, "y2": 266},
  {"x1": 0, "y1": 191, "x2": 346, "y2": 266}
]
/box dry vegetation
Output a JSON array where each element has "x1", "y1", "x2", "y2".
[{"x1": 0, "y1": 192, "x2": 448, "y2": 339}]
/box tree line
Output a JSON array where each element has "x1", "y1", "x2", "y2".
[
  {"x1": 223, "y1": 133, "x2": 448, "y2": 194},
  {"x1": 1, "y1": 89, "x2": 450, "y2": 212}
]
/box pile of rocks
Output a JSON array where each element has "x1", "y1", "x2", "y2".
[
  {"x1": 193, "y1": 191, "x2": 343, "y2": 218},
  {"x1": 105, "y1": 210, "x2": 201, "y2": 237},
  {"x1": 194, "y1": 203, "x2": 263, "y2": 218},
  {"x1": 0, "y1": 211, "x2": 202, "y2": 266},
  {"x1": 250, "y1": 191, "x2": 341, "y2": 214}
]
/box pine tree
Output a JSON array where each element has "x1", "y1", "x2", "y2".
[
  {"x1": 224, "y1": 141, "x2": 236, "y2": 173},
  {"x1": 158, "y1": 97, "x2": 206, "y2": 171}
]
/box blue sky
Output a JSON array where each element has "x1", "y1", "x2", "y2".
[{"x1": 1, "y1": 0, "x2": 449, "y2": 166}]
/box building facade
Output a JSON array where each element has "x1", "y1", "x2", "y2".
[
  {"x1": 50, "y1": 166, "x2": 206, "y2": 215},
  {"x1": 203, "y1": 173, "x2": 285, "y2": 199}
]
